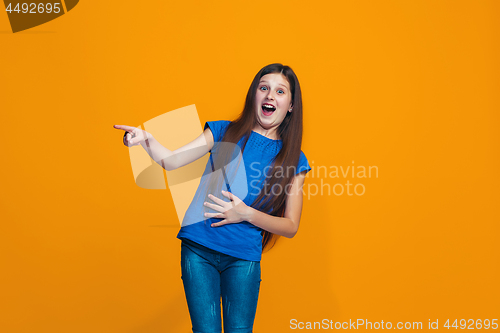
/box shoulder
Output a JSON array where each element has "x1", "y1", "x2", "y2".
[{"x1": 203, "y1": 120, "x2": 231, "y2": 142}]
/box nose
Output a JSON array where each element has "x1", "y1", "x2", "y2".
[{"x1": 266, "y1": 89, "x2": 275, "y2": 100}]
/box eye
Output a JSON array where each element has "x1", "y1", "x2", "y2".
[
  {"x1": 278, "y1": 89, "x2": 284, "y2": 94},
  {"x1": 259, "y1": 86, "x2": 268, "y2": 91}
]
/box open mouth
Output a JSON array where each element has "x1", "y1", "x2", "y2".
[{"x1": 261, "y1": 104, "x2": 276, "y2": 116}]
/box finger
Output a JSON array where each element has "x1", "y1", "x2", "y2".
[
  {"x1": 208, "y1": 193, "x2": 230, "y2": 206},
  {"x1": 221, "y1": 190, "x2": 238, "y2": 207},
  {"x1": 113, "y1": 125, "x2": 136, "y2": 132},
  {"x1": 221, "y1": 190, "x2": 236, "y2": 201},
  {"x1": 129, "y1": 130, "x2": 150, "y2": 145},
  {"x1": 123, "y1": 133, "x2": 130, "y2": 146},
  {"x1": 203, "y1": 202, "x2": 225, "y2": 213},
  {"x1": 129, "y1": 133, "x2": 142, "y2": 145},
  {"x1": 125, "y1": 133, "x2": 135, "y2": 146},
  {"x1": 129, "y1": 140, "x2": 141, "y2": 147},
  {"x1": 126, "y1": 136, "x2": 141, "y2": 147},
  {"x1": 204, "y1": 212, "x2": 225, "y2": 219},
  {"x1": 211, "y1": 219, "x2": 228, "y2": 227}
]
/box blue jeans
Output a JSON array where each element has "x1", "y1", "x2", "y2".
[{"x1": 180, "y1": 239, "x2": 261, "y2": 333}]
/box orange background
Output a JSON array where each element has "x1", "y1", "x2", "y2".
[{"x1": 1, "y1": 1, "x2": 499, "y2": 332}]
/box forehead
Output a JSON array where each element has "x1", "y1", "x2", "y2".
[{"x1": 259, "y1": 73, "x2": 290, "y2": 90}]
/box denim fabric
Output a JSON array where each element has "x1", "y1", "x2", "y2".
[{"x1": 181, "y1": 239, "x2": 261, "y2": 333}]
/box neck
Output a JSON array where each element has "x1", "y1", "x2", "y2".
[{"x1": 253, "y1": 125, "x2": 279, "y2": 140}]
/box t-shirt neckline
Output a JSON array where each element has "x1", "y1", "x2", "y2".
[{"x1": 251, "y1": 130, "x2": 282, "y2": 142}]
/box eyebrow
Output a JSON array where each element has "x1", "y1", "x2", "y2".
[{"x1": 259, "y1": 80, "x2": 289, "y2": 90}]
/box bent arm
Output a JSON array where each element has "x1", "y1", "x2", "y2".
[
  {"x1": 141, "y1": 127, "x2": 214, "y2": 171},
  {"x1": 244, "y1": 171, "x2": 307, "y2": 238}
]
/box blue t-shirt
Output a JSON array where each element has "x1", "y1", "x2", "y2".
[{"x1": 176, "y1": 120, "x2": 312, "y2": 261}]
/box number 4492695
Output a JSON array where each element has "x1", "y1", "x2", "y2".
[
  {"x1": 6, "y1": 3, "x2": 61, "y2": 14},
  {"x1": 444, "y1": 319, "x2": 498, "y2": 329}
]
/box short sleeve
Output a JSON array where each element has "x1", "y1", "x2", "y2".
[
  {"x1": 296, "y1": 151, "x2": 312, "y2": 176},
  {"x1": 204, "y1": 120, "x2": 231, "y2": 143}
]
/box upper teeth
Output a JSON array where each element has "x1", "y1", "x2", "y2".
[{"x1": 263, "y1": 105, "x2": 274, "y2": 109}]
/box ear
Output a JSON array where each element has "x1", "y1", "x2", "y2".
[{"x1": 288, "y1": 103, "x2": 293, "y2": 113}]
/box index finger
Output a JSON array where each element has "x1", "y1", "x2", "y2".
[{"x1": 113, "y1": 125, "x2": 136, "y2": 132}]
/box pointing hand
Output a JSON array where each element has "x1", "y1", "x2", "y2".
[{"x1": 113, "y1": 124, "x2": 153, "y2": 147}]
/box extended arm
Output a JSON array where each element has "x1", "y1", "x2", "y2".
[
  {"x1": 140, "y1": 128, "x2": 214, "y2": 171},
  {"x1": 114, "y1": 124, "x2": 214, "y2": 171}
]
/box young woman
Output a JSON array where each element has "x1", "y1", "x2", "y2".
[{"x1": 114, "y1": 63, "x2": 311, "y2": 333}]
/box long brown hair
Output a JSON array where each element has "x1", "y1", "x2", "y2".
[{"x1": 206, "y1": 63, "x2": 304, "y2": 252}]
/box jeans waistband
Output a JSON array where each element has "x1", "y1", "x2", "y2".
[{"x1": 180, "y1": 237, "x2": 221, "y2": 255}]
